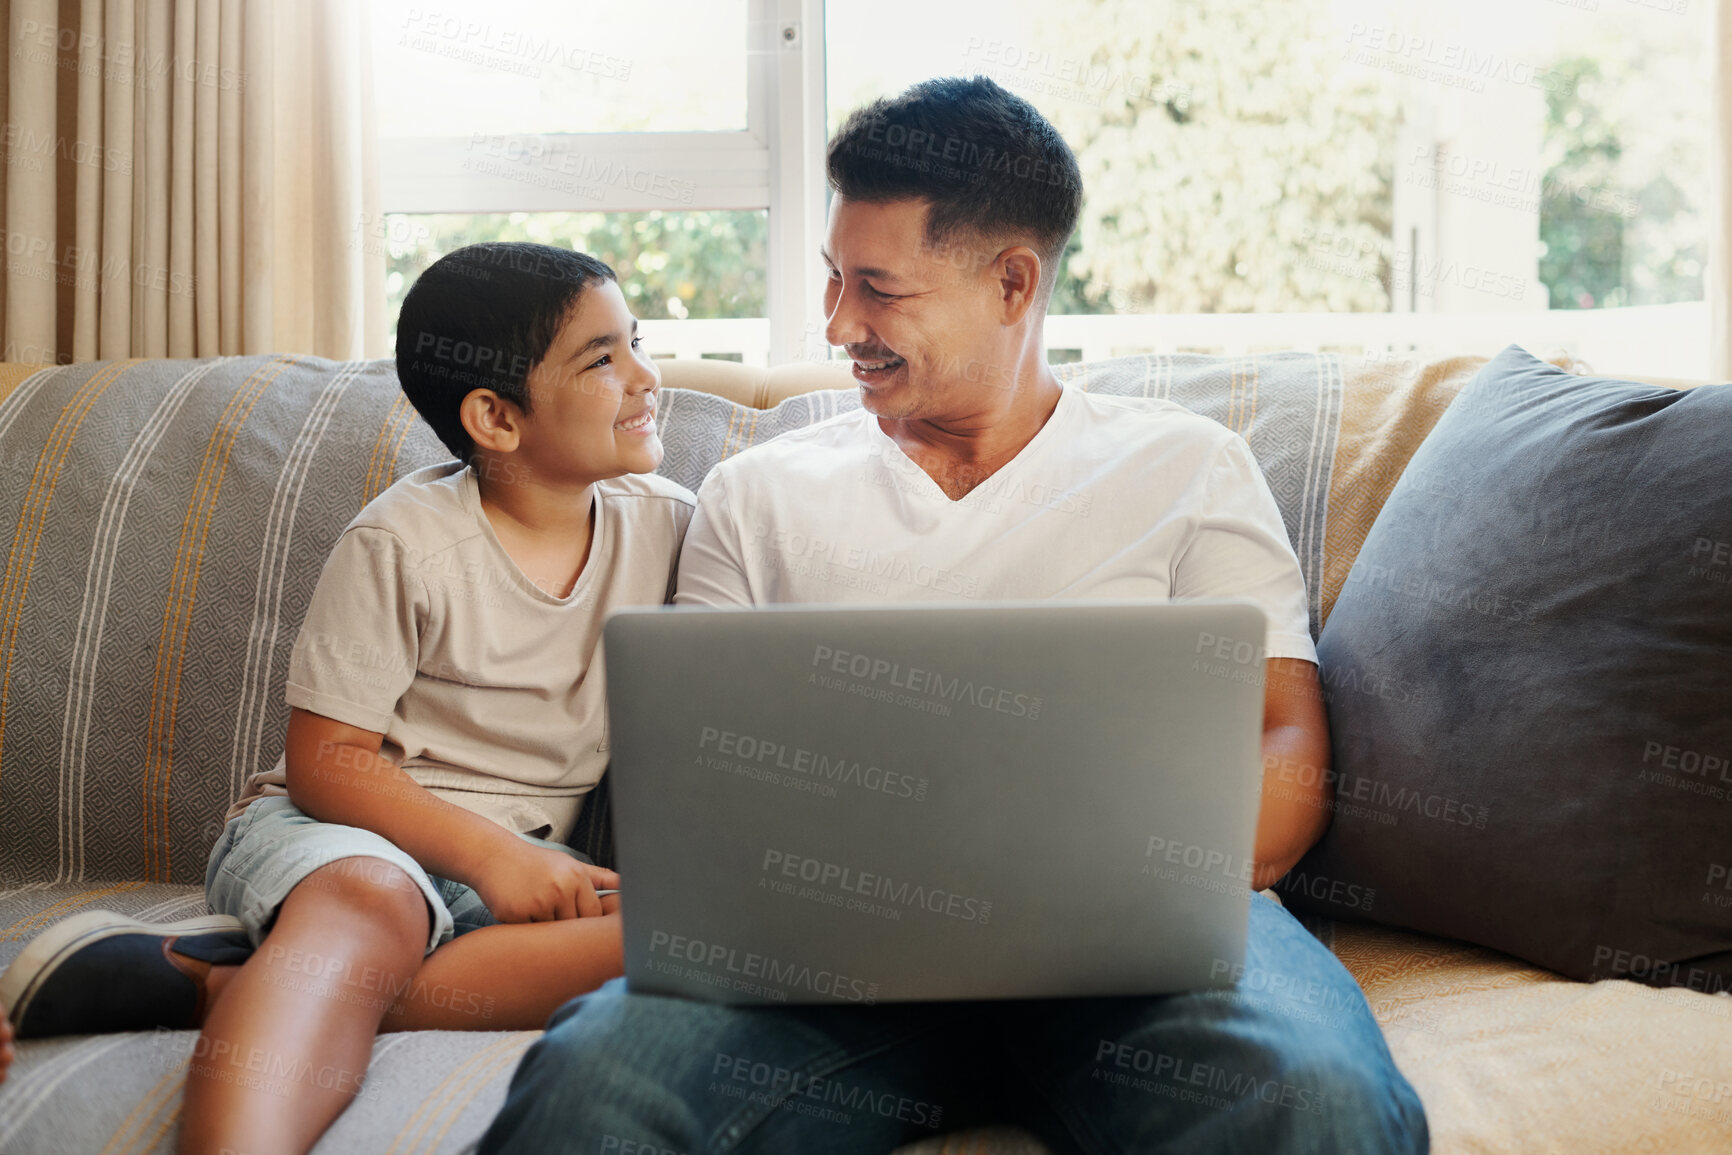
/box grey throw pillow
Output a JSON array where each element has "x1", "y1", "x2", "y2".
[{"x1": 1279, "y1": 345, "x2": 1732, "y2": 990}]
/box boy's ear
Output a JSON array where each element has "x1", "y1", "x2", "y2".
[{"x1": 459, "y1": 389, "x2": 524, "y2": 455}]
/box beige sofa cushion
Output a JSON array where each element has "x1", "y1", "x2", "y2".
[{"x1": 1326, "y1": 920, "x2": 1732, "y2": 1153}]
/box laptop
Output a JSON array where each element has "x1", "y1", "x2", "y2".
[{"x1": 602, "y1": 599, "x2": 1269, "y2": 1006}]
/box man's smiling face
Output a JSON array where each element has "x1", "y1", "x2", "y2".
[{"x1": 822, "y1": 195, "x2": 1022, "y2": 422}]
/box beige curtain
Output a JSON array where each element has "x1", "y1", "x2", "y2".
[
  {"x1": 0, "y1": 0, "x2": 385, "y2": 365},
  {"x1": 1715, "y1": 0, "x2": 1732, "y2": 379}
]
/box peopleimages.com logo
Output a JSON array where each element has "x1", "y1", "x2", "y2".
[
  {"x1": 645, "y1": 930, "x2": 879, "y2": 1004},
  {"x1": 760, "y1": 849, "x2": 993, "y2": 925},
  {"x1": 809, "y1": 644, "x2": 1044, "y2": 720},
  {"x1": 696, "y1": 726, "x2": 930, "y2": 801}
]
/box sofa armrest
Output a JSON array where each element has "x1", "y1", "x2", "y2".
[{"x1": 656, "y1": 357, "x2": 854, "y2": 409}]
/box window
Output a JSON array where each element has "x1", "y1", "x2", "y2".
[
  {"x1": 826, "y1": 0, "x2": 1707, "y2": 320},
  {"x1": 372, "y1": 0, "x2": 1710, "y2": 373},
  {"x1": 373, "y1": 1, "x2": 749, "y2": 135},
  {"x1": 379, "y1": 210, "x2": 768, "y2": 343},
  {"x1": 370, "y1": 0, "x2": 825, "y2": 363}
]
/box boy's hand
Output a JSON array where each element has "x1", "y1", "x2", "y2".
[{"x1": 472, "y1": 841, "x2": 621, "y2": 923}]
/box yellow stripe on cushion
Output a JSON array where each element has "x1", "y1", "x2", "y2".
[
  {"x1": 414, "y1": 1032, "x2": 542, "y2": 1155},
  {"x1": 0, "y1": 361, "x2": 136, "y2": 790},
  {"x1": 361, "y1": 393, "x2": 405, "y2": 504},
  {"x1": 743, "y1": 404, "x2": 763, "y2": 453},
  {"x1": 385, "y1": 1032, "x2": 539, "y2": 1155},
  {"x1": 720, "y1": 397, "x2": 745, "y2": 463},
  {"x1": 1226, "y1": 358, "x2": 1247, "y2": 435},
  {"x1": 380, "y1": 396, "x2": 421, "y2": 492},
  {"x1": 1229, "y1": 356, "x2": 1261, "y2": 436},
  {"x1": 119, "y1": 1064, "x2": 192, "y2": 1155},
  {"x1": 1247, "y1": 356, "x2": 1260, "y2": 433},
  {"x1": 143, "y1": 359, "x2": 289, "y2": 880},
  {"x1": 98, "y1": 1052, "x2": 188, "y2": 1155},
  {"x1": 364, "y1": 392, "x2": 419, "y2": 506},
  {"x1": 133, "y1": 1101, "x2": 182, "y2": 1155},
  {"x1": 1320, "y1": 354, "x2": 1488, "y2": 630},
  {"x1": 0, "y1": 881, "x2": 147, "y2": 941}
]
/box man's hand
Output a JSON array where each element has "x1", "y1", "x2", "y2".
[{"x1": 470, "y1": 840, "x2": 621, "y2": 923}]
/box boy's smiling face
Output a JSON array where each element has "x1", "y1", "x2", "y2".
[{"x1": 502, "y1": 277, "x2": 663, "y2": 485}]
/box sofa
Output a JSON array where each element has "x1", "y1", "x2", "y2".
[{"x1": 0, "y1": 348, "x2": 1726, "y2": 1155}]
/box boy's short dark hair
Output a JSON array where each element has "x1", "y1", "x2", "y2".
[
  {"x1": 826, "y1": 75, "x2": 1082, "y2": 297},
  {"x1": 395, "y1": 242, "x2": 617, "y2": 461}
]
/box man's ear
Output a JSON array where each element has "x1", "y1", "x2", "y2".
[
  {"x1": 992, "y1": 245, "x2": 1044, "y2": 325},
  {"x1": 459, "y1": 389, "x2": 525, "y2": 455}
]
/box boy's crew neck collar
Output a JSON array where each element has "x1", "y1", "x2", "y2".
[{"x1": 461, "y1": 464, "x2": 602, "y2": 606}]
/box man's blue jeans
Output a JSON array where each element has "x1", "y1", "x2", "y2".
[{"x1": 480, "y1": 894, "x2": 1428, "y2": 1154}]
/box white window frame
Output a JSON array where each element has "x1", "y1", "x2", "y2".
[
  {"x1": 378, "y1": 0, "x2": 829, "y2": 364},
  {"x1": 378, "y1": 0, "x2": 1710, "y2": 378}
]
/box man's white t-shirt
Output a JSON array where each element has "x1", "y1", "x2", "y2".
[{"x1": 673, "y1": 382, "x2": 1317, "y2": 665}]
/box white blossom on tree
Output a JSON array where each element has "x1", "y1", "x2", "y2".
[{"x1": 1026, "y1": 0, "x2": 1399, "y2": 313}]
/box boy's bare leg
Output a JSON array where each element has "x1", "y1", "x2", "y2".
[
  {"x1": 377, "y1": 899, "x2": 623, "y2": 1032},
  {"x1": 192, "y1": 901, "x2": 625, "y2": 1037},
  {"x1": 179, "y1": 859, "x2": 430, "y2": 1155}
]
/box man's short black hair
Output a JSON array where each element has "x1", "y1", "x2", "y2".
[
  {"x1": 826, "y1": 75, "x2": 1082, "y2": 295},
  {"x1": 395, "y1": 242, "x2": 616, "y2": 461}
]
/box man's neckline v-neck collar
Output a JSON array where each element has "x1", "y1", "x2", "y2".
[{"x1": 866, "y1": 383, "x2": 1074, "y2": 506}]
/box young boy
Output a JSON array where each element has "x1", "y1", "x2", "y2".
[{"x1": 0, "y1": 242, "x2": 694, "y2": 1154}]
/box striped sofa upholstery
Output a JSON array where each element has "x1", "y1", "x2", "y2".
[
  {"x1": 1, "y1": 352, "x2": 1728, "y2": 1155},
  {"x1": 0, "y1": 350, "x2": 1427, "y2": 889}
]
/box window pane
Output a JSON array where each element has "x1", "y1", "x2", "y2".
[
  {"x1": 372, "y1": 1, "x2": 748, "y2": 136},
  {"x1": 380, "y1": 211, "x2": 768, "y2": 344},
  {"x1": 1531, "y1": 21, "x2": 1705, "y2": 307},
  {"x1": 825, "y1": 0, "x2": 1706, "y2": 314}
]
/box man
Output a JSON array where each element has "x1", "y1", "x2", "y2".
[{"x1": 481, "y1": 76, "x2": 1428, "y2": 1155}]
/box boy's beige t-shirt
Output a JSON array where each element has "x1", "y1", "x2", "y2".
[{"x1": 227, "y1": 460, "x2": 696, "y2": 841}]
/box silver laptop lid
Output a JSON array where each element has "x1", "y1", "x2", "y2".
[{"x1": 604, "y1": 599, "x2": 1268, "y2": 1005}]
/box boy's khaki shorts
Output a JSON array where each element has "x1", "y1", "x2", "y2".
[{"x1": 205, "y1": 794, "x2": 590, "y2": 956}]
